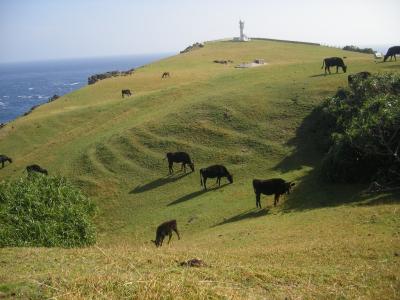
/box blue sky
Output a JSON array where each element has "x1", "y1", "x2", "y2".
[{"x1": 0, "y1": 0, "x2": 399, "y2": 63}]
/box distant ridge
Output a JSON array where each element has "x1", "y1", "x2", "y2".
[{"x1": 251, "y1": 37, "x2": 320, "y2": 46}]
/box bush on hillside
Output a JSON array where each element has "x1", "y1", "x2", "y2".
[
  {"x1": 313, "y1": 73, "x2": 400, "y2": 184},
  {"x1": 0, "y1": 175, "x2": 96, "y2": 247},
  {"x1": 343, "y1": 45, "x2": 375, "y2": 54}
]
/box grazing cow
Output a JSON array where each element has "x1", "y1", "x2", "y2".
[
  {"x1": 121, "y1": 89, "x2": 132, "y2": 98},
  {"x1": 200, "y1": 165, "x2": 233, "y2": 190},
  {"x1": 0, "y1": 154, "x2": 12, "y2": 168},
  {"x1": 165, "y1": 152, "x2": 194, "y2": 174},
  {"x1": 321, "y1": 57, "x2": 347, "y2": 74},
  {"x1": 152, "y1": 219, "x2": 180, "y2": 247},
  {"x1": 161, "y1": 72, "x2": 170, "y2": 78},
  {"x1": 26, "y1": 164, "x2": 48, "y2": 176},
  {"x1": 348, "y1": 71, "x2": 371, "y2": 85},
  {"x1": 384, "y1": 46, "x2": 400, "y2": 62},
  {"x1": 253, "y1": 178, "x2": 295, "y2": 208}
]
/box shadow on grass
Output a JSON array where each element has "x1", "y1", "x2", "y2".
[
  {"x1": 213, "y1": 208, "x2": 269, "y2": 227},
  {"x1": 356, "y1": 191, "x2": 400, "y2": 206},
  {"x1": 310, "y1": 72, "x2": 346, "y2": 78},
  {"x1": 272, "y1": 99, "x2": 399, "y2": 211},
  {"x1": 309, "y1": 73, "x2": 328, "y2": 78},
  {"x1": 168, "y1": 182, "x2": 230, "y2": 206},
  {"x1": 130, "y1": 172, "x2": 191, "y2": 194}
]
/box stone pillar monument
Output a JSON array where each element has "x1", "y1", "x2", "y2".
[{"x1": 239, "y1": 20, "x2": 245, "y2": 41}]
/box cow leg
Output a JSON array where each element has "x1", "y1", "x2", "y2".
[
  {"x1": 204, "y1": 178, "x2": 207, "y2": 190},
  {"x1": 274, "y1": 194, "x2": 280, "y2": 206},
  {"x1": 1, "y1": 161, "x2": 3, "y2": 168},
  {"x1": 336, "y1": 66, "x2": 339, "y2": 73},
  {"x1": 173, "y1": 228, "x2": 180, "y2": 240},
  {"x1": 168, "y1": 162, "x2": 173, "y2": 174},
  {"x1": 167, "y1": 233, "x2": 172, "y2": 244},
  {"x1": 182, "y1": 163, "x2": 186, "y2": 173},
  {"x1": 256, "y1": 193, "x2": 261, "y2": 208}
]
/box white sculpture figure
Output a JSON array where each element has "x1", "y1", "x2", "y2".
[
  {"x1": 238, "y1": 20, "x2": 249, "y2": 41},
  {"x1": 239, "y1": 20, "x2": 245, "y2": 41}
]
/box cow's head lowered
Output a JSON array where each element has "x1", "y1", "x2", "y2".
[
  {"x1": 227, "y1": 173, "x2": 233, "y2": 184},
  {"x1": 189, "y1": 162, "x2": 195, "y2": 172},
  {"x1": 285, "y1": 182, "x2": 296, "y2": 194}
]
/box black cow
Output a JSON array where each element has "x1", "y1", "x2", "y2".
[
  {"x1": 348, "y1": 71, "x2": 371, "y2": 85},
  {"x1": 165, "y1": 152, "x2": 194, "y2": 174},
  {"x1": 121, "y1": 89, "x2": 132, "y2": 98},
  {"x1": 384, "y1": 46, "x2": 400, "y2": 62},
  {"x1": 253, "y1": 178, "x2": 295, "y2": 208},
  {"x1": 26, "y1": 164, "x2": 48, "y2": 176},
  {"x1": 200, "y1": 165, "x2": 233, "y2": 190},
  {"x1": 161, "y1": 72, "x2": 170, "y2": 78},
  {"x1": 152, "y1": 219, "x2": 180, "y2": 247},
  {"x1": 0, "y1": 154, "x2": 12, "y2": 168},
  {"x1": 321, "y1": 57, "x2": 347, "y2": 74}
]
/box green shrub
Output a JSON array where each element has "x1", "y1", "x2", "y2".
[
  {"x1": 0, "y1": 175, "x2": 96, "y2": 247},
  {"x1": 343, "y1": 45, "x2": 375, "y2": 54},
  {"x1": 314, "y1": 73, "x2": 400, "y2": 184}
]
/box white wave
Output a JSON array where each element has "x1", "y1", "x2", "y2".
[
  {"x1": 3, "y1": 96, "x2": 9, "y2": 98},
  {"x1": 17, "y1": 95, "x2": 33, "y2": 99},
  {"x1": 37, "y1": 95, "x2": 48, "y2": 99},
  {"x1": 28, "y1": 87, "x2": 34, "y2": 90},
  {"x1": 64, "y1": 82, "x2": 80, "y2": 86},
  {"x1": 0, "y1": 101, "x2": 5, "y2": 106}
]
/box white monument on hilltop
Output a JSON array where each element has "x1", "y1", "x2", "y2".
[{"x1": 236, "y1": 20, "x2": 250, "y2": 42}]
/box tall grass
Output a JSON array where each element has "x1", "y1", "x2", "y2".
[{"x1": 0, "y1": 175, "x2": 96, "y2": 247}]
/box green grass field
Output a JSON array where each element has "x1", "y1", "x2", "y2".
[{"x1": 0, "y1": 40, "x2": 399, "y2": 299}]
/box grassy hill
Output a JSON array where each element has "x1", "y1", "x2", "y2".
[{"x1": 0, "y1": 40, "x2": 399, "y2": 299}]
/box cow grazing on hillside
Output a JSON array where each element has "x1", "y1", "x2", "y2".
[
  {"x1": 165, "y1": 152, "x2": 194, "y2": 174},
  {"x1": 348, "y1": 71, "x2": 371, "y2": 85},
  {"x1": 26, "y1": 164, "x2": 48, "y2": 176},
  {"x1": 161, "y1": 72, "x2": 170, "y2": 78},
  {"x1": 200, "y1": 165, "x2": 233, "y2": 190},
  {"x1": 0, "y1": 154, "x2": 12, "y2": 168},
  {"x1": 384, "y1": 46, "x2": 400, "y2": 62},
  {"x1": 253, "y1": 178, "x2": 295, "y2": 208},
  {"x1": 121, "y1": 89, "x2": 132, "y2": 98},
  {"x1": 152, "y1": 219, "x2": 180, "y2": 247},
  {"x1": 321, "y1": 57, "x2": 347, "y2": 74}
]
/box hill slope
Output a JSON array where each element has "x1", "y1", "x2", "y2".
[{"x1": 0, "y1": 40, "x2": 399, "y2": 299}]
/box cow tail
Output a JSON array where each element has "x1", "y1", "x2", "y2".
[{"x1": 321, "y1": 59, "x2": 325, "y2": 69}]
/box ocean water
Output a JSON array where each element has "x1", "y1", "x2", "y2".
[{"x1": 0, "y1": 53, "x2": 172, "y2": 123}]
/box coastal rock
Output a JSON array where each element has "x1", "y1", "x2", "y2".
[
  {"x1": 180, "y1": 42, "x2": 204, "y2": 54},
  {"x1": 23, "y1": 105, "x2": 39, "y2": 116},
  {"x1": 88, "y1": 68, "x2": 135, "y2": 85},
  {"x1": 48, "y1": 94, "x2": 60, "y2": 102}
]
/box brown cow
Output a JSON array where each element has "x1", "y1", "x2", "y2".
[{"x1": 152, "y1": 220, "x2": 180, "y2": 247}]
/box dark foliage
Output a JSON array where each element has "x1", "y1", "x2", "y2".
[
  {"x1": 312, "y1": 73, "x2": 400, "y2": 184},
  {"x1": 343, "y1": 45, "x2": 375, "y2": 54}
]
